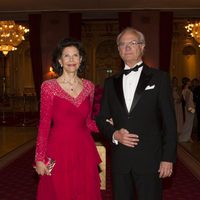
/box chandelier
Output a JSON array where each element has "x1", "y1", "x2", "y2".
[
  {"x1": 0, "y1": 20, "x2": 29, "y2": 56},
  {"x1": 185, "y1": 21, "x2": 200, "y2": 47}
]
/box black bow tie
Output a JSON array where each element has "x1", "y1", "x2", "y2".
[{"x1": 123, "y1": 63, "x2": 143, "y2": 75}]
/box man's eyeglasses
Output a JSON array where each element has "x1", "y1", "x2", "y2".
[{"x1": 118, "y1": 40, "x2": 144, "y2": 49}]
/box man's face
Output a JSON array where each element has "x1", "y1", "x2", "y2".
[{"x1": 118, "y1": 31, "x2": 145, "y2": 67}]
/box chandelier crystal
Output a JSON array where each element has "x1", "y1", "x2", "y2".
[
  {"x1": 185, "y1": 22, "x2": 200, "y2": 47},
  {"x1": 0, "y1": 20, "x2": 29, "y2": 56}
]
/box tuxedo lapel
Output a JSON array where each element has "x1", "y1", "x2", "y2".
[
  {"x1": 129, "y1": 65, "x2": 153, "y2": 114},
  {"x1": 113, "y1": 65, "x2": 153, "y2": 115},
  {"x1": 113, "y1": 73, "x2": 129, "y2": 114}
]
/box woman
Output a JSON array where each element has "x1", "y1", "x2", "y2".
[
  {"x1": 171, "y1": 76, "x2": 183, "y2": 135},
  {"x1": 179, "y1": 77, "x2": 195, "y2": 143},
  {"x1": 34, "y1": 38, "x2": 102, "y2": 200}
]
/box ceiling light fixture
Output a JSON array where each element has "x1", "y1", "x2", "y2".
[
  {"x1": 185, "y1": 21, "x2": 200, "y2": 47},
  {"x1": 0, "y1": 20, "x2": 29, "y2": 56}
]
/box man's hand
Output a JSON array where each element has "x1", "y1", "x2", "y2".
[
  {"x1": 113, "y1": 128, "x2": 139, "y2": 147},
  {"x1": 158, "y1": 161, "x2": 173, "y2": 178}
]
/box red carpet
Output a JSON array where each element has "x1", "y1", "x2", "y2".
[{"x1": 0, "y1": 147, "x2": 200, "y2": 200}]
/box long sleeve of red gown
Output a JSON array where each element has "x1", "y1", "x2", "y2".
[
  {"x1": 35, "y1": 81, "x2": 54, "y2": 162},
  {"x1": 86, "y1": 82, "x2": 99, "y2": 133}
]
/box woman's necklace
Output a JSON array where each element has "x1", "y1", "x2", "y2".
[{"x1": 62, "y1": 77, "x2": 78, "y2": 92}]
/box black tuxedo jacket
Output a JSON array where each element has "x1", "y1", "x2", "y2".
[{"x1": 96, "y1": 64, "x2": 177, "y2": 174}]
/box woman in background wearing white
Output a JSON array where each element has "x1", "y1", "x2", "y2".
[
  {"x1": 179, "y1": 77, "x2": 195, "y2": 143},
  {"x1": 171, "y1": 76, "x2": 183, "y2": 135}
]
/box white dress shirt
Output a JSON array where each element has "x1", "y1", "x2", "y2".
[{"x1": 123, "y1": 61, "x2": 143, "y2": 112}]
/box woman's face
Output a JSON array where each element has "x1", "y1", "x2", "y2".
[{"x1": 59, "y1": 46, "x2": 82, "y2": 74}]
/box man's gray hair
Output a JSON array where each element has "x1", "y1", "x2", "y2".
[{"x1": 116, "y1": 27, "x2": 145, "y2": 46}]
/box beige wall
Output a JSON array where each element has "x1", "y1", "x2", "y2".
[
  {"x1": 4, "y1": 41, "x2": 33, "y2": 96},
  {"x1": 82, "y1": 20, "x2": 120, "y2": 86}
]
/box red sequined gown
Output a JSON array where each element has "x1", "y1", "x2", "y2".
[{"x1": 35, "y1": 79, "x2": 102, "y2": 200}]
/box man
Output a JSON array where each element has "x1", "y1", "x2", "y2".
[{"x1": 96, "y1": 27, "x2": 177, "y2": 200}]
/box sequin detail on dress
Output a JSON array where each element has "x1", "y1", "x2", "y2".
[{"x1": 54, "y1": 79, "x2": 93, "y2": 108}]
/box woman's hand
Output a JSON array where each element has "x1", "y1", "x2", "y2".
[
  {"x1": 35, "y1": 161, "x2": 51, "y2": 176},
  {"x1": 188, "y1": 107, "x2": 195, "y2": 114}
]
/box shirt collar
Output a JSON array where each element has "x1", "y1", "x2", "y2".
[{"x1": 124, "y1": 61, "x2": 143, "y2": 70}]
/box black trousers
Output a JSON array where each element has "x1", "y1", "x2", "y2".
[{"x1": 112, "y1": 169, "x2": 162, "y2": 200}]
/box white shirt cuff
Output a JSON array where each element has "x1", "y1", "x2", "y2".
[{"x1": 112, "y1": 134, "x2": 118, "y2": 145}]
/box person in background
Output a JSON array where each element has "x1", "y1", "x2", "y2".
[
  {"x1": 191, "y1": 78, "x2": 199, "y2": 92},
  {"x1": 34, "y1": 38, "x2": 102, "y2": 200},
  {"x1": 96, "y1": 27, "x2": 177, "y2": 200},
  {"x1": 179, "y1": 77, "x2": 195, "y2": 143},
  {"x1": 171, "y1": 76, "x2": 183, "y2": 135},
  {"x1": 192, "y1": 78, "x2": 200, "y2": 141}
]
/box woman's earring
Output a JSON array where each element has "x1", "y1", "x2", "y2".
[{"x1": 58, "y1": 60, "x2": 62, "y2": 68}]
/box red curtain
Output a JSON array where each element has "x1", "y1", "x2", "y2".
[
  {"x1": 69, "y1": 13, "x2": 82, "y2": 40},
  {"x1": 159, "y1": 12, "x2": 173, "y2": 72},
  {"x1": 28, "y1": 14, "x2": 43, "y2": 102}
]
